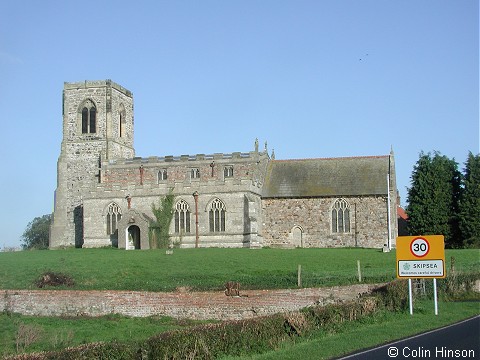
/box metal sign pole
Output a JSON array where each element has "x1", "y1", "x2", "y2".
[
  {"x1": 408, "y1": 278, "x2": 413, "y2": 315},
  {"x1": 433, "y1": 278, "x2": 438, "y2": 315}
]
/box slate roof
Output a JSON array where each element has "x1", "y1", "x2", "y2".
[{"x1": 262, "y1": 155, "x2": 391, "y2": 198}]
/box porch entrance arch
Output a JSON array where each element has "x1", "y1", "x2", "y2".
[{"x1": 127, "y1": 225, "x2": 141, "y2": 249}]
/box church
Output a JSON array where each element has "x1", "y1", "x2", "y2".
[{"x1": 50, "y1": 80, "x2": 398, "y2": 250}]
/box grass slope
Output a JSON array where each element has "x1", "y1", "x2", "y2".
[
  {"x1": 0, "y1": 248, "x2": 478, "y2": 291},
  {"x1": 223, "y1": 301, "x2": 480, "y2": 360}
]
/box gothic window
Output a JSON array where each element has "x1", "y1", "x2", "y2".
[
  {"x1": 158, "y1": 169, "x2": 167, "y2": 182},
  {"x1": 174, "y1": 200, "x2": 191, "y2": 234},
  {"x1": 332, "y1": 198, "x2": 350, "y2": 233},
  {"x1": 191, "y1": 168, "x2": 200, "y2": 179},
  {"x1": 224, "y1": 165, "x2": 234, "y2": 178},
  {"x1": 106, "y1": 203, "x2": 122, "y2": 235},
  {"x1": 119, "y1": 104, "x2": 126, "y2": 138},
  {"x1": 209, "y1": 198, "x2": 226, "y2": 232},
  {"x1": 80, "y1": 100, "x2": 97, "y2": 134}
]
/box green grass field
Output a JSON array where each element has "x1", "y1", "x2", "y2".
[
  {"x1": 0, "y1": 248, "x2": 478, "y2": 358},
  {"x1": 0, "y1": 312, "x2": 207, "y2": 356},
  {"x1": 0, "y1": 248, "x2": 478, "y2": 291}
]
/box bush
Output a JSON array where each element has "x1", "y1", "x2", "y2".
[
  {"x1": 372, "y1": 279, "x2": 409, "y2": 311},
  {"x1": 143, "y1": 315, "x2": 288, "y2": 359},
  {"x1": 34, "y1": 272, "x2": 75, "y2": 288}
]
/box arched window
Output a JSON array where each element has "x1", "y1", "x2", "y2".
[
  {"x1": 119, "y1": 104, "x2": 126, "y2": 138},
  {"x1": 106, "y1": 203, "x2": 122, "y2": 235},
  {"x1": 224, "y1": 165, "x2": 234, "y2": 178},
  {"x1": 209, "y1": 198, "x2": 226, "y2": 232},
  {"x1": 158, "y1": 169, "x2": 167, "y2": 182},
  {"x1": 332, "y1": 198, "x2": 350, "y2": 233},
  {"x1": 174, "y1": 200, "x2": 191, "y2": 234},
  {"x1": 80, "y1": 100, "x2": 97, "y2": 134}
]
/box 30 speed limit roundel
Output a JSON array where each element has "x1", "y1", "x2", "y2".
[{"x1": 410, "y1": 237, "x2": 430, "y2": 257}]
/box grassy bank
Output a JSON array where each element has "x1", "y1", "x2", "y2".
[
  {"x1": 0, "y1": 313, "x2": 205, "y2": 357},
  {"x1": 0, "y1": 248, "x2": 478, "y2": 291},
  {"x1": 226, "y1": 300, "x2": 479, "y2": 360}
]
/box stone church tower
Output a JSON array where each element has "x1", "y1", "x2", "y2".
[{"x1": 50, "y1": 80, "x2": 135, "y2": 247}]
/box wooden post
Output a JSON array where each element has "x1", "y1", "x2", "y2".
[
  {"x1": 357, "y1": 260, "x2": 362, "y2": 282},
  {"x1": 450, "y1": 256, "x2": 456, "y2": 276},
  {"x1": 297, "y1": 265, "x2": 302, "y2": 288}
]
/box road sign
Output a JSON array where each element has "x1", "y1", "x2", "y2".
[{"x1": 396, "y1": 235, "x2": 445, "y2": 278}]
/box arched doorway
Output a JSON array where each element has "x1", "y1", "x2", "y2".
[
  {"x1": 292, "y1": 226, "x2": 304, "y2": 248},
  {"x1": 128, "y1": 225, "x2": 141, "y2": 249}
]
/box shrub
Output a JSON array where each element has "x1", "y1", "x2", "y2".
[
  {"x1": 372, "y1": 279, "x2": 409, "y2": 311},
  {"x1": 34, "y1": 272, "x2": 74, "y2": 288}
]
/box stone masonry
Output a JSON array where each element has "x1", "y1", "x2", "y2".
[{"x1": 50, "y1": 80, "x2": 398, "y2": 250}]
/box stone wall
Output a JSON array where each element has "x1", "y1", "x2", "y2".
[
  {"x1": 50, "y1": 80, "x2": 135, "y2": 248},
  {"x1": 262, "y1": 196, "x2": 389, "y2": 248},
  {"x1": 82, "y1": 151, "x2": 269, "y2": 249},
  {"x1": 1, "y1": 284, "x2": 378, "y2": 321}
]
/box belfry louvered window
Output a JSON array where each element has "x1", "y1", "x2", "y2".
[
  {"x1": 106, "y1": 203, "x2": 122, "y2": 235},
  {"x1": 174, "y1": 200, "x2": 191, "y2": 234},
  {"x1": 81, "y1": 100, "x2": 97, "y2": 134},
  {"x1": 332, "y1": 198, "x2": 350, "y2": 233},
  {"x1": 209, "y1": 198, "x2": 226, "y2": 232}
]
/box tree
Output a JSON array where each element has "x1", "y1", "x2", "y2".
[
  {"x1": 21, "y1": 214, "x2": 52, "y2": 250},
  {"x1": 406, "y1": 151, "x2": 462, "y2": 248},
  {"x1": 458, "y1": 152, "x2": 480, "y2": 248}
]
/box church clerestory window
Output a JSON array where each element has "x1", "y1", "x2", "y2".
[
  {"x1": 106, "y1": 203, "x2": 122, "y2": 235},
  {"x1": 174, "y1": 200, "x2": 191, "y2": 234},
  {"x1": 158, "y1": 169, "x2": 167, "y2": 182},
  {"x1": 191, "y1": 168, "x2": 200, "y2": 179},
  {"x1": 224, "y1": 165, "x2": 234, "y2": 178},
  {"x1": 80, "y1": 100, "x2": 97, "y2": 134},
  {"x1": 209, "y1": 198, "x2": 226, "y2": 232},
  {"x1": 332, "y1": 198, "x2": 350, "y2": 233}
]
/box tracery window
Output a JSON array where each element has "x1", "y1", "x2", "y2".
[
  {"x1": 332, "y1": 198, "x2": 350, "y2": 233},
  {"x1": 81, "y1": 100, "x2": 97, "y2": 134},
  {"x1": 224, "y1": 165, "x2": 234, "y2": 178},
  {"x1": 174, "y1": 200, "x2": 191, "y2": 234},
  {"x1": 209, "y1": 198, "x2": 226, "y2": 232},
  {"x1": 106, "y1": 203, "x2": 122, "y2": 235},
  {"x1": 158, "y1": 169, "x2": 167, "y2": 182}
]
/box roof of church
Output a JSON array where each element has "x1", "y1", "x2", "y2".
[{"x1": 262, "y1": 155, "x2": 391, "y2": 198}]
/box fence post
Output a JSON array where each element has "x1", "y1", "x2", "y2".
[
  {"x1": 357, "y1": 260, "x2": 362, "y2": 282},
  {"x1": 297, "y1": 264, "x2": 302, "y2": 288}
]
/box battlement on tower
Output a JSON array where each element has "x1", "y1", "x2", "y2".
[{"x1": 64, "y1": 79, "x2": 133, "y2": 97}]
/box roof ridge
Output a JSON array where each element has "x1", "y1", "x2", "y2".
[{"x1": 271, "y1": 155, "x2": 389, "y2": 162}]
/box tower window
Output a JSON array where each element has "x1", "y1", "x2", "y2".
[
  {"x1": 80, "y1": 100, "x2": 97, "y2": 134},
  {"x1": 119, "y1": 104, "x2": 126, "y2": 138},
  {"x1": 209, "y1": 198, "x2": 226, "y2": 232},
  {"x1": 332, "y1": 198, "x2": 350, "y2": 233}
]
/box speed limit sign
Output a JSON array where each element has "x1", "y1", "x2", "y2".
[
  {"x1": 396, "y1": 235, "x2": 445, "y2": 278},
  {"x1": 410, "y1": 237, "x2": 429, "y2": 257}
]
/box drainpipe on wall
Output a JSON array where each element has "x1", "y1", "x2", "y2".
[
  {"x1": 193, "y1": 191, "x2": 199, "y2": 248},
  {"x1": 387, "y1": 174, "x2": 392, "y2": 251}
]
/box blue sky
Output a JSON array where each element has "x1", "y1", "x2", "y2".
[{"x1": 0, "y1": 0, "x2": 478, "y2": 248}]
